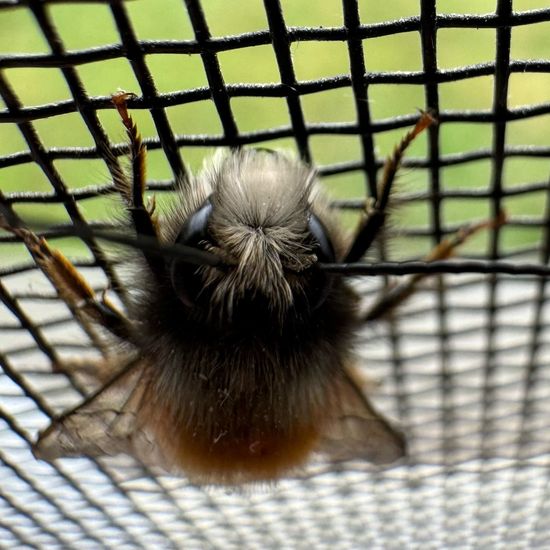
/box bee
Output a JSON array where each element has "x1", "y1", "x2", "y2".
[{"x1": 2, "y1": 94, "x2": 448, "y2": 485}]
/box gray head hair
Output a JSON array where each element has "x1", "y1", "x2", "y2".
[{"x1": 197, "y1": 149, "x2": 320, "y2": 316}]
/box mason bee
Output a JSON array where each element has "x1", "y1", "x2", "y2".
[{"x1": 2, "y1": 94, "x2": 444, "y2": 485}]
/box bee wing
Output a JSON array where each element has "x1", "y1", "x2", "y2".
[
  {"x1": 33, "y1": 356, "x2": 163, "y2": 466},
  {"x1": 319, "y1": 370, "x2": 407, "y2": 465}
]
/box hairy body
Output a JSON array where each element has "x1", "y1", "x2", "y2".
[{"x1": 129, "y1": 150, "x2": 400, "y2": 483}]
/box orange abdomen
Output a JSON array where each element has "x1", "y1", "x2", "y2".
[
  {"x1": 176, "y1": 426, "x2": 321, "y2": 484},
  {"x1": 148, "y1": 402, "x2": 326, "y2": 484}
]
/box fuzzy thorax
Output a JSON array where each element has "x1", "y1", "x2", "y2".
[{"x1": 198, "y1": 150, "x2": 320, "y2": 316}]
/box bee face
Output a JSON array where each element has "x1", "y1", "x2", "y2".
[{"x1": 166, "y1": 149, "x2": 338, "y2": 321}]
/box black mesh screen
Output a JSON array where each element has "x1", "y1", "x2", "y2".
[{"x1": 1, "y1": 1, "x2": 549, "y2": 548}]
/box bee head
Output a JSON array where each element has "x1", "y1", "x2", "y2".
[{"x1": 169, "y1": 149, "x2": 337, "y2": 320}]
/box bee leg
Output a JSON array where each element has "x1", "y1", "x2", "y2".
[
  {"x1": 363, "y1": 212, "x2": 506, "y2": 322},
  {"x1": 0, "y1": 220, "x2": 132, "y2": 344},
  {"x1": 345, "y1": 112, "x2": 435, "y2": 263},
  {"x1": 111, "y1": 91, "x2": 166, "y2": 279}
]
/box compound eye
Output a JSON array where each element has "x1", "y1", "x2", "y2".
[
  {"x1": 305, "y1": 212, "x2": 335, "y2": 311},
  {"x1": 169, "y1": 200, "x2": 213, "y2": 308},
  {"x1": 176, "y1": 200, "x2": 213, "y2": 248},
  {"x1": 308, "y1": 212, "x2": 335, "y2": 263}
]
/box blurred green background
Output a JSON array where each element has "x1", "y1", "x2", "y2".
[{"x1": 0, "y1": 0, "x2": 549, "y2": 265}]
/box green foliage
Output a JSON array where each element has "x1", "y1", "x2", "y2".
[{"x1": 0, "y1": 1, "x2": 548, "y2": 264}]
